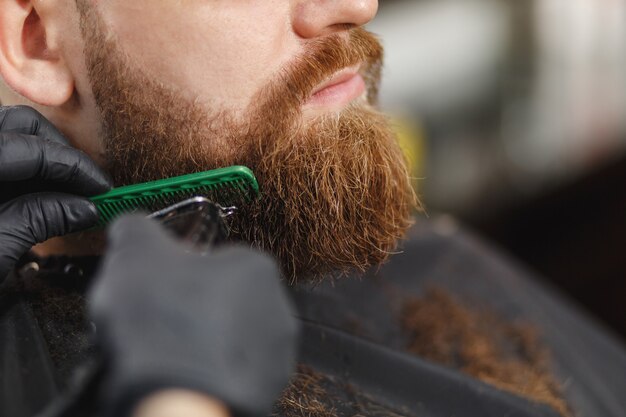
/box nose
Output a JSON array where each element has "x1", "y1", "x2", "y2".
[{"x1": 292, "y1": 0, "x2": 379, "y2": 39}]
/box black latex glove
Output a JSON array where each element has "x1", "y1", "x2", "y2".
[
  {"x1": 89, "y1": 215, "x2": 298, "y2": 417},
  {"x1": 0, "y1": 106, "x2": 112, "y2": 280}
]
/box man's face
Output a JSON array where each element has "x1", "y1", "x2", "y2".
[
  {"x1": 78, "y1": 0, "x2": 379, "y2": 125},
  {"x1": 72, "y1": 0, "x2": 416, "y2": 281}
]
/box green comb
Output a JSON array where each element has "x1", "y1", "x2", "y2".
[{"x1": 90, "y1": 165, "x2": 259, "y2": 227}]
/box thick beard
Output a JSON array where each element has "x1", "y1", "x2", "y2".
[{"x1": 77, "y1": 5, "x2": 419, "y2": 282}]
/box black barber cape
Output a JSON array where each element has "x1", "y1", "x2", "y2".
[{"x1": 1, "y1": 218, "x2": 625, "y2": 417}]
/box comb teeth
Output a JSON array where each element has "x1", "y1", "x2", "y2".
[{"x1": 91, "y1": 166, "x2": 258, "y2": 227}]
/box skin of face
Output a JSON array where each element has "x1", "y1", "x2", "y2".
[{"x1": 0, "y1": 0, "x2": 379, "y2": 165}]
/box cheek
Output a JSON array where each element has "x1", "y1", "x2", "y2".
[
  {"x1": 55, "y1": 7, "x2": 106, "y2": 162},
  {"x1": 102, "y1": 1, "x2": 300, "y2": 113}
]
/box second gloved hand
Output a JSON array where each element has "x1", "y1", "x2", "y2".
[
  {"x1": 0, "y1": 106, "x2": 112, "y2": 280},
  {"x1": 89, "y1": 215, "x2": 299, "y2": 417}
]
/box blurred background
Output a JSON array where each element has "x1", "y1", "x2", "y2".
[{"x1": 369, "y1": 0, "x2": 626, "y2": 338}]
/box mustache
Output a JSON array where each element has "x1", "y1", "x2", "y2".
[{"x1": 251, "y1": 28, "x2": 383, "y2": 116}]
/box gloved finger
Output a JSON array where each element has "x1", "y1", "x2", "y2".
[
  {"x1": 90, "y1": 215, "x2": 180, "y2": 312},
  {"x1": 0, "y1": 193, "x2": 99, "y2": 280},
  {"x1": 0, "y1": 133, "x2": 112, "y2": 195},
  {"x1": 0, "y1": 105, "x2": 70, "y2": 145}
]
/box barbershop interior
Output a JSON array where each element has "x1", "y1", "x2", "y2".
[{"x1": 374, "y1": 0, "x2": 626, "y2": 339}]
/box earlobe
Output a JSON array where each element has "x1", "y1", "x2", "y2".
[{"x1": 0, "y1": 0, "x2": 74, "y2": 107}]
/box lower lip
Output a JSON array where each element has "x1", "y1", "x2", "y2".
[{"x1": 305, "y1": 73, "x2": 366, "y2": 109}]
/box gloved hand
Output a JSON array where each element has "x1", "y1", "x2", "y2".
[
  {"x1": 89, "y1": 215, "x2": 298, "y2": 417},
  {"x1": 0, "y1": 105, "x2": 112, "y2": 280}
]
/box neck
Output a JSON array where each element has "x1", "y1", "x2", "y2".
[{"x1": 33, "y1": 231, "x2": 107, "y2": 258}]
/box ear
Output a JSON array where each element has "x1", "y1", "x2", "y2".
[{"x1": 0, "y1": 0, "x2": 74, "y2": 106}]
